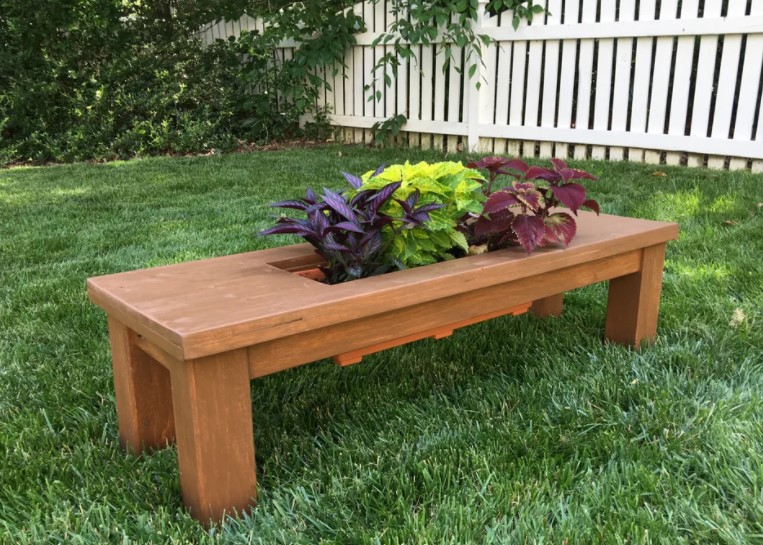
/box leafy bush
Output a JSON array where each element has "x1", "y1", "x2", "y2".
[
  {"x1": 0, "y1": 1, "x2": 247, "y2": 163},
  {"x1": 0, "y1": 0, "x2": 356, "y2": 164},
  {"x1": 354, "y1": 161, "x2": 485, "y2": 266}
]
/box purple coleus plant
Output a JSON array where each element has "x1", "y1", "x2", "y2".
[
  {"x1": 259, "y1": 166, "x2": 443, "y2": 284},
  {"x1": 466, "y1": 157, "x2": 600, "y2": 253}
]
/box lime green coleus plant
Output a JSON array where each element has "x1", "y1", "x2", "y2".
[{"x1": 357, "y1": 161, "x2": 486, "y2": 267}]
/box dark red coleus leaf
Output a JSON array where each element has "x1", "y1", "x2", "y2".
[
  {"x1": 474, "y1": 208, "x2": 514, "y2": 237},
  {"x1": 511, "y1": 182, "x2": 543, "y2": 211},
  {"x1": 582, "y1": 199, "x2": 600, "y2": 214},
  {"x1": 524, "y1": 166, "x2": 559, "y2": 182},
  {"x1": 550, "y1": 183, "x2": 586, "y2": 214},
  {"x1": 511, "y1": 214, "x2": 546, "y2": 253},
  {"x1": 542, "y1": 212, "x2": 577, "y2": 246},
  {"x1": 484, "y1": 189, "x2": 520, "y2": 214},
  {"x1": 550, "y1": 158, "x2": 568, "y2": 172},
  {"x1": 466, "y1": 156, "x2": 512, "y2": 172},
  {"x1": 569, "y1": 169, "x2": 597, "y2": 180},
  {"x1": 497, "y1": 159, "x2": 529, "y2": 175}
]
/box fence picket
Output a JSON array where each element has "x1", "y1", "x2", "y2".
[
  {"x1": 420, "y1": 45, "x2": 434, "y2": 125},
  {"x1": 495, "y1": 43, "x2": 512, "y2": 127},
  {"x1": 708, "y1": 0, "x2": 747, "y2": 169},
  {"x1": 688, "y1": 0, "x2": 724, "y2": 167},
  {"x1": 666, "y1": 0, "x2": 700, "y2": 165},
  {"x1": 592, "y1": 4, "x2": 616, "y2": 160},
  {"x1": 629, "y1": 2, "x2": 656, "y2": 163},
  {"x1": 556, "y1": 0, "x2": 579, "y2": 136},
  {"x1": 539, "y1": 0, "x2": 563, "y2": 158},
  {"x1": 508, "y1": 39, "x2": 527, "y2": 156},
  {"x1": 574, "y1": 0, "x2": 598, "y2": 159},
  {"x1": 524, "y1": 39, "x2": 543, "y2": 144},
  {"x1": 732, "y1": 3, "x2": 763, "y2": 170},
  {"x1": 610, "y1": 0, "x2": 636, "y2": 161},
  {"x1": 644, "y1": 0, "x2": 679, "y2": 165}
]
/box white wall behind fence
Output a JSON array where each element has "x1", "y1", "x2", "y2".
[{"x1": 202, "y1": 0, "x2": 763, "y2": 170}]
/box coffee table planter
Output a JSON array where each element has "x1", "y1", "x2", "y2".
[{"x1": 87, "y1": 211, "x2": 677, "y2": 524}]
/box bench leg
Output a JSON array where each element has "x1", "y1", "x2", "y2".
[
  {"x1": 170, "y1": 349, "x2": 257, "y2": 524},
  {"x1": 531, "y1": 293, "x2": 564, "y2": 317},
  {"x1": 108, "y1": 318, "x2": 175, "y2": 453},
  {"x1": 605, "y1": 244, "x2": 667, "y2": 347}
]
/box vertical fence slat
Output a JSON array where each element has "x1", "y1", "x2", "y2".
[
  {"x1": 363, "y1": 47, "x2": 376, "y2": 117},
  {"x1": 409, "y1": 45, "x2": 421, "y2": 122},
  {"x1": 708, "y1": 1, "x2": 747, "y2": 168},
  {"x1": 461, "y1": 44, "x2": 471, "y2": 125},
  {"x1": 556, "y1": 0, "x2": 580, "y2": 134},
  {"x1": 524, "y1": 40, "x2": 543, "y2": 128},
  {"x1": 433, "y1": 45, "x2": 447, "y2": 149},
  {"x1": 373, "y1": 0, "x2": 386, "y2": 119},
  {"x1": 574, "y1": 0, "x2": 597, "y2": 159},
  {"x1": 353, "y1": 43, "x2": 364, "y2": 118},
  {"x1": 592, "y1": 4, "x2": 616, "y2": 160},
  {"x1": 420, "y1": 44, "x2": 434, "y2": 149},
  {"x1": 352, "y1": 3, "x2": 365, "y2": 143},
  {"x1": 396, "y1": 53, "x2": 409, "y2": 118},
  {"x1": 629, "y1": 2, "x2": 656, "y2": 163},
  {"x1": 610, "y1": 0, "x2": 636, "y2": 161},
  {"x1": 333, "y1": 61, "x2": 345, "y2": 118},
  {"x1": 495, "y1": 43, "x2": 512, "y2": 127},
  {"x1": 688, "y1": 0, "x2": 724, "y2": 166},
  {"x1": 420, "y1": 44, "x2": 434, "y2": 123},
  {"x1": 644, "y1": 0, "x2": 679, "y2": 164},
  {"x1": 538, "y1": 0, "x2": 562, "y2": 157},
  {"x1": 666, "y1": 0, "x2": 700, "y2": 165},
  {"x1": 508, "y1": 39, "x2": 527, "y2": 156},
  {"x1": 733, "y1": 3, "x2": 763, "y2": 168},
  {"x1": 447, "y1": 43, "x2": 463, "y2": 148},
  {"x1": 323, "y1": 65, "x2": 335, "y2": 121},
  {"x1": 479, "y1": 41, "x2": 498, "y2": 152},
  {"x1": 434, "y1": 45, "x2": 447, "y2": 123}
]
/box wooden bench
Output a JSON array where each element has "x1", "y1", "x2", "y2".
[{"x1": 87, "y1": 212, "x2": 678, "y2": 524}]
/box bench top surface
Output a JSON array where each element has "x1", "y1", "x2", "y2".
[{"x1": 88, "y1": 212, "x2": 678, "y2": 360}]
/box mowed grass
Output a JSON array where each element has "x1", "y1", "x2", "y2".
[{"x1": 1, "y1": 146, "x2": 762, "y2": 544}]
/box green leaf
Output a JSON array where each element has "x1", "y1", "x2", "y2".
[{"x1": 449, "y1": 230, "x2": 469, "y2": 250}]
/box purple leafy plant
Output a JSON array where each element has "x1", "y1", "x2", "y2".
[
  {"x1": 466, "y1": 157, "x2": 600, "y2": 253},
  {"x1": 259, "y1": 167, "x2": 443, "y2": 284}
]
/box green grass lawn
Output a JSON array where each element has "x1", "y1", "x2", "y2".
[{"x1": 1, "y1": 146, "x2": 762, "y2": 544}]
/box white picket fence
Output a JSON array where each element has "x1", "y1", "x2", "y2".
[{"x1": 201, "y1": 0, "x2": 763, "y2": 171}]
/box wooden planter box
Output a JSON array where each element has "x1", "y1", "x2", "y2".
[{"x1": 87, "y1": 212, "x2": 678, "y2": 524}]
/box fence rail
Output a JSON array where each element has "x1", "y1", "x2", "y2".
[{"x1": 203, "y1": 0, "x2": 763, "y2": 170}]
